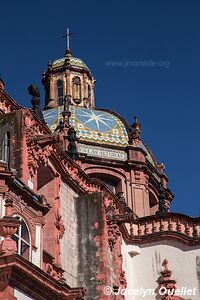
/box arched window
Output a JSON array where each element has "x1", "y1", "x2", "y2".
[
  {"x1": 149, "y1": 191, "x2": 158, "y2": 215},
  {"x1": 100, "y1": 178, "x2": 116, "y2": 193},
  {"x1": 88, "y1": 84, "x2": 91, "y2": 99},
  {"x1": 13, "y1": 216, "x2": 31, "y2": 260},
  {"x1": 56, "y1": 79, "x2": 64, "y2": 105},
  {"x1": 72, "y1": 76, "x2": 81, "y2": 103},
  {"x1": 89, "y1": 173, "x2": 122, "y2": 194},
  {"x1": 1, "y1": 131, "x2": 11, "y2": 168}
]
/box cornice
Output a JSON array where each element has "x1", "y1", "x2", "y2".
[
  {"x1": 0, "y1": 163, "x2": 50, "y2": 214},
  {"x1": 0, "y1": 89, "x2": 22, "y2": 112},
  {"x1": 0, "y1": 253, "x2": 85, "y2": 299}
]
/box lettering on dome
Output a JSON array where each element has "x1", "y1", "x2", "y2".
[{"x1": 78, "y1": 144, "x2": 127, "y2": 161}]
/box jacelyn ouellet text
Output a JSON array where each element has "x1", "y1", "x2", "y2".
[{"x1": 103, "y1": 285, "x2": 197, "y2": 297}]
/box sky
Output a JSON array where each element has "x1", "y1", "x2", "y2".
[{"x1": 0, "y1": 0, "x2": 200, "y2": 216}]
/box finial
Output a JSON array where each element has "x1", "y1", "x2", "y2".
[
  {"x1": 134, "y1": 116, "x2": 139, "y2": 124},
  {"x1": 62, "y1": 28, "x2": 75, "y2": 56},
  {"x1": 131, "y1": 115, "x2": 141, "y2": 140},
  {"x1": 48, "y1": 60, "x2": 52, "y2": 70},
  {"x1": 162, "y1": 259, "x2": 168, "y2": 271},
  {"x1": 158, "y1": 259, "x2": 176, "y2": 298}
]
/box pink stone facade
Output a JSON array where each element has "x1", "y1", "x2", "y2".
[{"x1": 0, "y1": 45, "x2": 199, "y2": 300}]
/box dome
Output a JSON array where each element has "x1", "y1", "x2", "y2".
[
  {"x1": 43, "y1": 105, "x2": 129, "y2": 147},
  {"x1": 52, "y1": 55, "x2": 91, "y2": 73},
  {"x1": 43, "y1": 106, "x2": 158, "y2": 168},
  {"x1": 139, "y1": 141, "x2": 156, "y2": 167}
]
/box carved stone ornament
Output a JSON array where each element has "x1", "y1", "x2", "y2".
[
  {"x1": 108, "y1": 222, "x2": 121, "y2": 251},
  {"x1": 0, "y1": 216, "x2": 22, "y2": 255},
  {"x1": 157, "y1": 259, "x2": 177, "y2": 300}
]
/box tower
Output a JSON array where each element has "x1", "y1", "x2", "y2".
[{"x1": 42, "y1": 31, "x2": 95, "y2": 109}]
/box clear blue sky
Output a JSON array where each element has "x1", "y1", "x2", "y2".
[{"x1": 1, "y1": 1, "x2": 200, "y2": 216}]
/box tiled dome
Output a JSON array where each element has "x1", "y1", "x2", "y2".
[
  {"x1": 43, "y1": 105, "x2": 129, "y2": 147},
  {"x1": 52, "y1": 56, "x2": 90, "y2": 72}
]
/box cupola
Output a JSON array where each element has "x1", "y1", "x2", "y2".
[{"x1": 42, "y1": 29, "x2": 95, "y2": 110}]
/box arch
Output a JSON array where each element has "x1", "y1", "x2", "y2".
[
  {"x1": 148, "y1": 183, "x2": 159, "y2": 201},
  {"x1": 56, "y1": 79, "x2": 64, "y2": 105},
  {"x1": 149, "y1": 188, "x2": 158, "y2": 215},
  {"x1": 149, "y1": 191, "x2": 158, "y2": 208},
  {"x1": 87, "y1": 84, "x2": 91, "y2": 99},
  {"x1": 91, "y1": 174, "x2": 119, "y2": 193},
  {"x1": 84, "y1": 165, "x2": 126, "y2": 194},
  {"x1": 84, "y1": 165, "x2": 126, "y2": 181},
  {"x1": 1, "y1": 131, "x2": 11, "y2": 167},
  {"x1": 12, "y1": 214, "x2": 31, "y2": 260}
]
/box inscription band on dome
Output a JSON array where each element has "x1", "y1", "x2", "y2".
[{"x1": 78, "y1": 144, "x2": 127, "y2": 161}]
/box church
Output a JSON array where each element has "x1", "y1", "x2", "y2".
[{"x1": 0, "y1": 33, "x2": 200, "y2": 300}]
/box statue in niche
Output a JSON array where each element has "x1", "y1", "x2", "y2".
[
  {"x1": 72, "y1": 76, "x2": 81, "y2": 104},
  {"x1": 84, "y1": 98, "x2": 91, "y2": 108}
]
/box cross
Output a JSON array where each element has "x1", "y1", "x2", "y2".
[{"x1": 62, "y1": 28, "x2": 75, "y2": 50}]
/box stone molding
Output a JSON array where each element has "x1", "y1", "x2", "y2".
[
  {"x1": 110, "y1": 212, "x2": 200, "y2": 245},
  {"x1": 0, "y1": 253, "x2": 85, "y2": 299}
]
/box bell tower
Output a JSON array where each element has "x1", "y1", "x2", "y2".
[{"x1": 42, "y1": 29, "x2": 95, "y2": 109}]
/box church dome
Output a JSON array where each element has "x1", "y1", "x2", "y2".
[
  {"x1": 42, "y1": 42, "x2": 158, "y2": 169},
  {"x1": 43, "y1": 105, "x2": 157, "y2": 167},
  {"x1": 43, "y1": 105, "x2": 129, "y2": 147},
  {"x1": 52, "y1": 55, "x2": 91, "y2": 73}
]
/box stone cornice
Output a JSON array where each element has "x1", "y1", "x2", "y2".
[
  {"x1": 0, "y1": 253, "x2": 85, "y2": 299},
  {"x1": 45, "y1": 63, "x2": 93, "y2": 80},
  {"x1": 0, "y1": 163, "x2": 50, "y2": 214},
  {"x1": 0, "y1": 89, "x2": 22, "y2": 113}
]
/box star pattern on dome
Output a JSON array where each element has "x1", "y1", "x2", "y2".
[
  {"x1": 76, "y1": 109, "x2": 116, "y2": 132},
  {"x1": 43, "y1": 106, "x2": 129, "y2": 146},
  {"x1": 77, "y1": 110, "x2": 113, "y2": 131}
]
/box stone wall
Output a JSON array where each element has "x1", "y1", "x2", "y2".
[
  {"x1": 60, "y1": 181, "x2": 79, "y2": 287},
  {"x1": 76, "y1": 193, "x2": 121, "y2": 300}
]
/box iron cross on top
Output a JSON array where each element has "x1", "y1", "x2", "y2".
[{"x1": 62, "y1": 28, "x2": 75, "y2": 50}]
